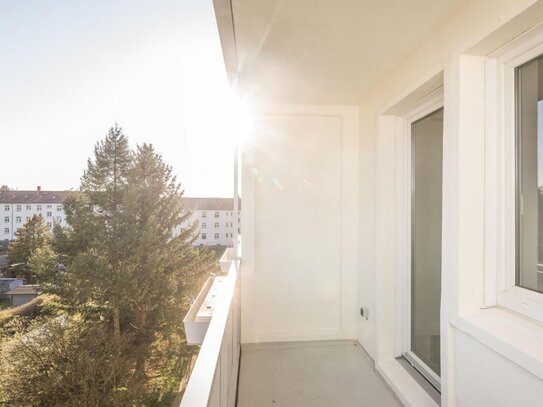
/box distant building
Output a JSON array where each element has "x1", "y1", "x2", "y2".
[
  {"x1": 1, "y1": 189, "x2": 240, "y2": 248},
  {"x1": 0, "y1": 278, "x2": 23, "y2": 299},
  {"x1": 0, "y1": 187, "x2": 67, "y2": 240},
  {"x1": 5, "y1": 284, "x2": 41, "y2": 307},
  {"x1": 177, "y1": 198, "x2": 241, "y2": 247}
]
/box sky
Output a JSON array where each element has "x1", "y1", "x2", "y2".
[{"x1": 0, "y1": 0, "x2": 235, "y2": 197}]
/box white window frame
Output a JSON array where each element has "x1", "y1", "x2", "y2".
[
  {"x1": 395, "y1": 88, "x2": 443, "y2": 391},
  {"x1": 485, "y1": 26, "x2": 543, "y2": 322}
]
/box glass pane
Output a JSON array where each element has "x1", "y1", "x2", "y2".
[
  {"x1": 516, "y1": 56, "x2": 543, "y2": 293},
  {"x1": 411, "y1": 108, "x2": 443, "y2": 376}
]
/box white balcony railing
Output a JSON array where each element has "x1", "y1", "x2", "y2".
[{"x1": 176, "y1": 249, "x2": 240, "y2": 407}]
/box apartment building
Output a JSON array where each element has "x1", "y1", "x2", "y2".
[
  {"x1": 1, "y1": 189, "x2": 239, "y2": 248},
  {"x1": 0, "y1": 187, "x2": 67, "y2": 241},
  {"x1": 178, "y1": 197, "x2": 240, "y2": 247}
]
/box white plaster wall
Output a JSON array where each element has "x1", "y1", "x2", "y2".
[
  {"x1": 241, "y1": 104, "x2": 358, "y2": 343},
  {"x1": 359, "y1": 0, "x2": 543, "y2": 406},
  {"x1": 454, "y1": 329, "x2": 543, "y2": 407}
]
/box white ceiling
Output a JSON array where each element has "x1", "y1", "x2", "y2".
[{"x1": 231, "y1": 0, "x2": 465, "y2": 105}]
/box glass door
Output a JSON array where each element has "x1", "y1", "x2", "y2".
[{"x1": 404, "y1": 107, "x2": 443, "y2": 390}]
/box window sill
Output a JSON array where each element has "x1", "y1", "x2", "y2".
[{"x1": 451, "y1": 307, "x2": 543, "y2": 380}]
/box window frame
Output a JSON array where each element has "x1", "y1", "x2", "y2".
[
  {"x1": 395, "y1": 88, "x2": 444, "y2": 391},
  {"x1": 485, "y1": 27, "x2": 543, "y2": 322}
]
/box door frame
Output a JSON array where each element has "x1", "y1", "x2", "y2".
[{"x1": 394, "y1": 88, "x2": 444, "y2": 391}]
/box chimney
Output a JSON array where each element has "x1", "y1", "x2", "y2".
[{"x1": 37, "y1": 186, "x2": 41, "y2": 192}]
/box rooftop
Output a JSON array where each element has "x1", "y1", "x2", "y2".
[
  {"x1": 5, "y1": 285, "x2": 41, "y2": 296},
  {"x1": 183, "y1": 197, "x2": 240, "y2": 211},
  {"x1": 0, "y1": 190, "x2": 68, "y2": 204}
]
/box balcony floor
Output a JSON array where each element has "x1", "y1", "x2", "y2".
[{"x1": 237, "y1": 340, "x2": 402, "y2": 407}]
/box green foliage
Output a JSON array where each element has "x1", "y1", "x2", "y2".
[
  {"x1": 0, "y1": 125, "x2": 215, "y2": 406},
  {"x1": 7, "y1": 214, "x2": 52, "y2": 282}
]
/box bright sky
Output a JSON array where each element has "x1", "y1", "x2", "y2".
[{"x1": 0, "y1": 0, "x2": 234, "y2": 197}]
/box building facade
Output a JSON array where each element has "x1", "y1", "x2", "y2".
[
  {"x1": 0, "y1": 187, "x2": 67, "y2": 241},
  {"x1": 1, "y1": 189, "x2": 239, "y2": 248},
  {"x1": 177, "y1": 197, "x2": 240, "y2": 247}
]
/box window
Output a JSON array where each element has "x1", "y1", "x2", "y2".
[
  {"x1": 214, "y1": 212, "x2": 219, "y2": 218},
  {"x1": 57, "y1": 205, "x2": 62, "y2": 211},
  {"x1": 4, "y1": 205, "x2": 8, "y2": 211},
  {"x1": 516, "y1": 56, "x2": 543, "y2": 294},
  {"x1": 56, "y1": 217, "x2": 62, "y2": 223},
  {"x1": 202, "y1": 212, "x2": 207, "y2": 218},
  {"x1": 46, "y1": 212, "x2": 52, "y2": 217},
  {"x1": 486, "y1": 30, "x2": 543, "y2": 322},
  {"x1": 225, "y1": 222, "x2": 228, "y2": 227},
  {"x1": 16, "y1": 217, "x2": 21, "y2": 223},
  {"x1": 47, "y1": 222, "x2": 52, "y2": 228},
  {"x1": 226, "y1": 233, "x2": 228, "y2": 238},
  {"x1": 214, "y1": 222, "x2": 219, "y2": 229},
  {"x1": 37, "y1": 205, "x2": 42, "y2": 211},
  {"x1": 202, "y1": 223, "x2": 207, "y2": 229},
  {"x1": 26, "y1": 205, "x2": 31, "y2": 210},
  {"x1": 16, "y1": 205, "x2": 21, "y2": 212},
  {"x1": 4, "y1": 217, "x2": 8, "y2": 223},
  {"x1": 214, "y1": 233, "x2": 219, "y2": 239},
  {"x1": 25, "y1": 217, "x2": 29, "y2": 221},
  {"x1": 4, "y1": 228, "x2": 8, "y2": 234},
  {"x1": 201, "y1": 233, "x2": 207, "y2": 240},
  {"x1": 47, "y1": 205, "x2": 52, "y2": 209}
]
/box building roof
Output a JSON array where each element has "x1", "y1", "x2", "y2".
[
  {"x1": 184, "y1": 197, "x2": 241, "y2": 211},
  {"x1": 0, "y1": 190, "x2": 68, "y2": 204},
  {"x1": 5, "y1": 285, "x2": 41, "y2": 296},
  {"x1": 0, "y1": 191, "x2": 240, "y2": 210}
]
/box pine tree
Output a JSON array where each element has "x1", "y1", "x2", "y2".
[
  {"x1": 7, "y1": 214, "x2": 52, "y2": 283},
  {"x1": 38, "y1": 126, "x2": 216, "y2": 403}
]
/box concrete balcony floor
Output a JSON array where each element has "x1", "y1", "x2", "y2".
[{"x1": 237, "y1": 340, "x2": 402, "y2": 407}]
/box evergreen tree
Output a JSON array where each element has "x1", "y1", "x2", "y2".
[
  {"x1": 32, "y1": 125, "x2": 217, "y2": 404},
  {"x1": 8, "y1": 214, "x2": 52, "y2": 282}
]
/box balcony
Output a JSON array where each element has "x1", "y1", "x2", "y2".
[{"x1": 177, "y1": 246, "x2": 401, "y2": 407}]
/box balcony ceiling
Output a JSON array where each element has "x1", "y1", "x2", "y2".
[{"x1": 228, "y1": 0, "x2": 465, "y2": 105}]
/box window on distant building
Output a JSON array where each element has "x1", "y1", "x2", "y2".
[
  {"x1": 47, "y1": 205, "x2": 52, "y2": 209},
  {"x1": 225, "y1": 233, "x2": 228, "y2": 238},
  {"x1": 230, "y1": 233, "x2": 233, "y2": 238},
  {"x1": 26, "y1": 205, "x2": 31, "y2": 210},
  {"x1": 214, "y1": 233, "x2": 219, "y2": 239},
  {"x1": 56, "y1": 217, "x2": 62, "y2": 223},
  {"x1": 214, "y1": 212, "x2": 219, "y2": 218},
  {"x1": 202, "y1": 223, "x2": 207, "y2": 229},
  {"x1": 4, "y1": 205, "x2": 8, "y2": 211},
  {"x1": 16, "y1": 205, "x2": 21, "y2": 211},
  {"x1": 238, "y1": 228, "x2": 240, "y2": 233},
  {"x1": 47, "y1": 212, "x2": 52, "y2": 217},
  {"x1": 25, "y1": 217, "x2": 29, "y2": 221},
  {"x1": 37, "y1": 205, "x2": 42, "y2": 211},
  {"x1": 214, "y1": 223, "x2": 219, "y2": 229},
  {"x1": 57, "y1": 205, "x2": 62, "y2": 211},
  {"x1": 225, "y1": 222, "x2": 228, "y2": 227},
  {"x1": 202, "y1": 212, "x2": 207, "y2": 218},
  {"x1": 202, "y1": 233, "x2": 207, "y2": 240},
  {"x1": 4, "y1": 217, "x2": 8, "y2": 223},
  {"x1": 4, "y1": 228, "x2": 8, "y2": 234},
  {"x1": 47, "y1": 222, "x2": 52, "y2": 228},
  {"x1": 16, "y1": 217, "x2": 21, "y2": 223}
]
